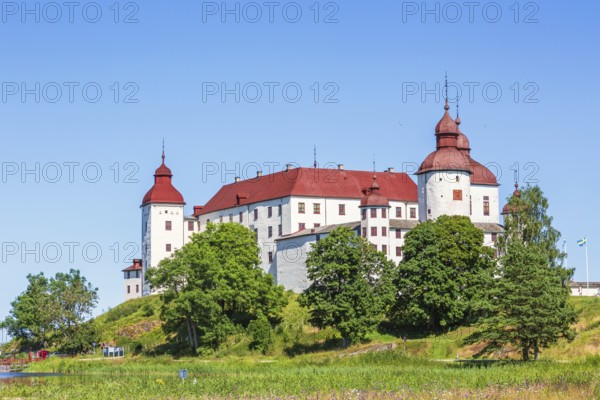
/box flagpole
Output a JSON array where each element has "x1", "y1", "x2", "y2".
[{"x1": 585, "y1": 237, "x2": 589, "y2": 289}]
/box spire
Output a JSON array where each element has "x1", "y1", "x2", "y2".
[
  {"x1": 444, "y1": 71, "x2": 449, "y2": 110},
  {"x1": 371, "y1": 174, "x2": 380, "y2": 191},
  {"x1": 455, "y1": 100, "x2": 461, "y2": 126},
  {"x1": 313, "y1": 145, "x2": 317, "y2": 169},
  {"x1": 161, "y1": 139, "x2": 166, "y2": 164}
]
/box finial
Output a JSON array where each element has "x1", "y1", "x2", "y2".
[
  {"x1": 372, "y1": 154, "x2": 376, "y2": 172},
  {"x1": 162, "y1": 138, "x2": 165, "y2": 163},
  {"x1": 455, "y1": 100, "x2": 461, "y2": 125},
  {"x1": 444, "y1": 72, "x2": 449, "y2": 110},
  {"x1": 371, "y1": 174, "x2": 380, "y2": 191},
  {"x1": 313, "y1": 145, "x2": 317, "y2": 169}
]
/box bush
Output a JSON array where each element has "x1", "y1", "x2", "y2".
[{"x1": 247, "y1": 314, "x2": 273, "y2": 354}]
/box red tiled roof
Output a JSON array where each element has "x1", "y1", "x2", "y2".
[
  {"x1": 122, "y1": 259, "x2": 143, "y2": 272},
  {"x1": 199, "y1": 168, "x2": 417, "y2": 215},
  {"x1": 141, "y1": 155, "x2": 185, "y2": 206}
]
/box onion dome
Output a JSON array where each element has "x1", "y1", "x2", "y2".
[
  {"x1": 455, "y1": 117, "x2": 471, "y2": 155},
  {"x1": 455, "y1": 115, "x2": 498, "y2": 186},
  {"x1": 360, "y1": 175, "x2": 390, "y2": 207},
  {"x1": 501, "y1": 183, "x2": 521, "y2": 215},
  {"x1": 417, "y1": 101, "x2": 470, "y2": 175},
  {"x1": 141, "y1": 152, "x2": 185, "y2": 206}
]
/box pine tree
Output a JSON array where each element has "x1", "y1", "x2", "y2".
[{"x1": 466, "y1": 185, "x2": 577, "y2": 360}]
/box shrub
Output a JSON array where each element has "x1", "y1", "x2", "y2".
[{"x1": 247, "y1": 314, "x2": 273, "y2": 354}]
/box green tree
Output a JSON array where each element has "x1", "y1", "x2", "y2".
[
  {"x1": 1, "y1": 269, "x2": 98, "y2": 352},
  {"x1": 391, "y1": 215, "x2": 495, "y2": 331},
  {"x1": 247, "y1": 313, "x2": 273, "y2": 354},
  {"x1": 147, "y1": 223, "x2": 287, "y2": 354},
  {"x1": 298, "y1": 227, "x2": 397, "y2": 346},
  {"x1": 466, "y1": 186, "x2": 576, "y2": 360}
]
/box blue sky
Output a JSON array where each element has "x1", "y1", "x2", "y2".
[{"x1": 0, "y1": 1, "x2": 598, "y2": 320}]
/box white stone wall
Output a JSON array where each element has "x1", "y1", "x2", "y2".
[
  {"x1": 123, "y1": 272, "x2": 142, "y2": 301},
  {"x1": 360, "y1": 206, "x2": 391, "y2": 256},
  {"x1": 141, "y1": 203, "x2": 185, "y2": 295},
  {"x1": 470, "y1": 185, "x2": 500, "y2": 224},
  {"x1": 275, "y1": 235, "x2": 315, "y2": 292},
  {"x1": 571, "y1": 287, "x2": 600, "y2": 297},
  {"x1": 419, "y1": 170, "x2": 471, "y2": 221}
]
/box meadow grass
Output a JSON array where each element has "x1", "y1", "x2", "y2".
[{"x1": 4, "y1": 351, "x2": 599, "y2": 399}]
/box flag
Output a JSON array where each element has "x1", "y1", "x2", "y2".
[{"x1": 577, "y1": 238, "x2": 587, "y2": 247}]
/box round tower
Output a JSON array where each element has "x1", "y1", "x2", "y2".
[
  {"x1": 416, "y1": 99, "x2": 472, "y2": 221},
  {"x1": 359, "y1": 176, "x2": 391, "y2": 255},
  {"x1": 141, "y1": 150, "x2": 185, "y2": 295}
]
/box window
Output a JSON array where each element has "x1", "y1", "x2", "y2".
[
  {"x1": 362, "y1": 227, "x2": 367, "y2": 237},
  {"x1": 136, "y1": 285, "x2": 139, "y2": 293},
  {"x1": 254, "y1": 209, "x2": 258, "y2": 221},
  {"x1": 166, "y1": 244, "x2": 172, "y2": 252},
  {"x1": 314, "y1": 223, "x2": 321, "y2": 228},
  {"x1": 268, "y1": 226, "x2": 273, "y2": 238},
  {"x1": 268, "y1": 206, "x2": 273, "y2": 218},
  {"x1": 339, "y1": 204, "x2": 346, "y2": 215},
  {"x1": 239, "y1": 212, "x2": 243, "y2": 223},
  {"x1": 395, "y1": 229, "x2": 402, "y2": 239},
  {"x1": 491, "y1": 233, "x2": 498, "y2": 243},
  {"x1": 396, "y1": 247, "x2": 402, "y2": 257},
  {"x1": 382, "y1": 245, "x2": 387, "y2": 254},
  {"x1": 278, "y1": 205, "x2": 282, "y2": 216},
  {"x1": 229, "y1": 214, "x2": 233, "y2": 222},
  {"x1": 219, "y1": 216, "x2": 223, "y2": 223},
  {"x1": 410, "y1": 208, "x2": 416, "y2": 219},
  {"x1": 127, "y1": 285, "x2": 130, "y2": 294},
  {"x1": 268, "y1": 251, "x2": 273, "y2": 263},
  {"x1": 165, "y1": 221, "x2": 172, "y2": 231},
  {"x1": 253, "y1": 228, "x2": 258, "y2": 240},
  {"x1": 382, "y1": 208, "x2": 387, "y2": 218},
  {"x1": 371, "y1": 227, "x2": 377, "y2": 236},
  {"x1": 361, "y1": 209, "x2": 367, "y2": 220},
  {"x1": 278, "y1": 224, "x2": 282, "y2": 236},
  {"x1": 299, "y1": 223, "x2": 306, "y2": 230},
  {"x1": 298, "y1": 202, "x2": 305, "y2": 214},
  {"x1": 382, "y1": 227, "x2": 387, "y2": 236},
  {"x1": 370, "y1": 209, "x2": 377, "y2": 218},
  {"x1": 313, "y1": 203, "x2": 321, "y2": 214},
  {"x1": 396, "y1": 207, "x2": 402, "y2": 218},
  {"x1": 188, "y1": 221, "x2": 194, "y2": 231},
  {"x1": 483, "y1": 196, "x2": 490, "y2": 216},
  {"x1": 453, "y1": 190, "x2": 463, "y2": 201}
]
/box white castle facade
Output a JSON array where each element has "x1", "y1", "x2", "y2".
[{"x1": 122, "y1": 101, "x2": 505, "y2": 299}]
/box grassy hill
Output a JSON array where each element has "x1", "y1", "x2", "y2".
[{"x1": 96, "y1": 294, "x2": 600, "y2": 360}]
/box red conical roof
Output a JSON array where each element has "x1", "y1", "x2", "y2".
[
  {"x1": 418, "y1": 101, "x2": 470, "y2": 175},
  {"x1": 141, "y1": 152, "x2": 185, "y2": 206},
  {"x1": 360, "y1": 175, "x2": 390, "y2": 207},
  {"x1": 502, "y1": 183, "x2": 521, "y2": 214}
]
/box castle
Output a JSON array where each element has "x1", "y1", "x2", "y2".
[{"x1": 122, "y1": 100, "x2": 505, "y2": 300}]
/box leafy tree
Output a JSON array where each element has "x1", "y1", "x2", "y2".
[
  {"x1": 466, "y1": 186, "x2": 576, "y2": 360},
  {"x1": 298, "y1": 227, "x2": 397, "y2": 346},
  {"x1": 391, "y1": 215, "x2": 495, "y2": 331},
  {"x1": 147, "y1": 223, "x2": 287, "y2": 354},
  {"x1": 1, "y1": 269, "x2": 98, "y2": 352}
]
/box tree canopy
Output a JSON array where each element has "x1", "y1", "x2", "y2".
[
  {"x1": 466, "y1": 185, "x2": 577, "y2": 360},
  {"x1": 1, "y1": 269, "x2": 98, "y2": 353},
  {"x1": 298, "y1": 227, "x2": 397, "y2": 345},
  {"x1": 391, "y1": 215, "x2": 495, "y2": 331},
  {"x1": 146, "y1": 222, "x2": 287, "y2": 354}
]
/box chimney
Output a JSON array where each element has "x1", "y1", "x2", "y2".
[
  {"x1": 338, "y1": 164, "x2": 344, "y2": 171},
  {"x1": 285, "y1": 164, "x2": 292, "y2": 172},
  {"x1": 257, "y1": 171, "x2": 263, "y2": 177},
  {"x1": 235, "y1": 176, "x2": 240, "y2": 183},
  {"x1": 386, "y1": 167, "x2": 395, "y2": 173},
  {"x1": 133, "y1": 259, "x2": 142, "y2": 267},
  {"x1": 193, "y1": 206, "x2": 204, "y2": 216}
]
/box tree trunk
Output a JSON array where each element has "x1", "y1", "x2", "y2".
[
  {"x1": 533, "y1": 344, "x2": 539, "y2": 361},
  {"x1": 185, "y1": 315, "x2": 195, "y2": 354},
  {"x1": 522, "y1": 346, "x2": 529, "y2": 361},
  {"x1": 192, "y1": 321, "x2": 199, "y2": 350}
]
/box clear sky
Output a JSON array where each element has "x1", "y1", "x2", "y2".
[{"x1": 0, "y1": 1, "x2": 598, "y2": 320}]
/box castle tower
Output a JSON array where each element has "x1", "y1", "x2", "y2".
[
  {"x1": 360, "y1": 176, "x2": 391, "y2": 255},
  {"x1": 416, "y1": 98, "x2": 472, "y2": 221},
  {"x1": 141, "y1": 150, "x2": 186, "y2": 295}
]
